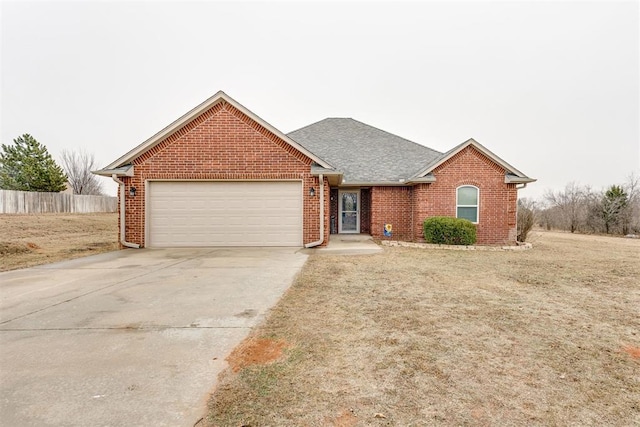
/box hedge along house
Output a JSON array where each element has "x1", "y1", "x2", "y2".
[{"x1": 94, "y1": 91, "x2": 535, "y2": 248}]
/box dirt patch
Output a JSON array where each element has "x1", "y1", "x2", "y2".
[
  {"x1": 226, "y1": 336, "x2": 289, "y2": 373},
  {"x1": 331, "y1": 409, "x2": 358, "y2": 427},
  {"x1": 0, "y1": 213, "x2": 118, "y2": 271},
  {"x1": 623, "y1": 346, "x2": 640, "y2": 359},
  {"x1": 204, "y1": 230, "x2": 640, "y2": 426}
]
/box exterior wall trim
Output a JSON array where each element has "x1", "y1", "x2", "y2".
[{"x1": 455, "y1": 184, "x2": 480, "y2": 224}]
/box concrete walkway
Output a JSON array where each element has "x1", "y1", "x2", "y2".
[
  {"x1": 0, "y1": 247, "x2": 307, "y2": 427},
  {"x1": 304, "y1": 234, "x2": 383, "y2": 255}
]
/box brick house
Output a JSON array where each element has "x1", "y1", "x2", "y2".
[{"x1": 94, "y1": 91, "x2": 535, "y2": 248}]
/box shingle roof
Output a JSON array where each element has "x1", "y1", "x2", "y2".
[{"x1": 287, "y1": 118, "x2": 443, "y2": 183}]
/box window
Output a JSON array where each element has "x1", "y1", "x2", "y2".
[{"x1": 457, "y1": 185, "x2": 479, "y2": 223}]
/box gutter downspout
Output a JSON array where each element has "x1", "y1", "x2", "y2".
[
  {"x1": 304, "y1": 174, "x2": 324, "y2": 248},
  {"x1": 112, "y1": 174, "x2": 140, "y2": 249}
]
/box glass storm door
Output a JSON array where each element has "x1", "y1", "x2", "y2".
[{"x1": 339, "y1": 190, "x2": 360, "y2": 233}]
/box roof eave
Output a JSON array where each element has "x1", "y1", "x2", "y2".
[
  {"x1": 505, "y1": 175, "x2": 537, "y2": 184},
  {"x1": 339, "y1": 180, "x2": 413, "y2": 187},
  {"x1": 310, "y1": 165, "x2": 342, "y2": 175},
  {"x1": 310, "y1": 165, "x2": 344, "y2": 186},
  {"x1": 91, "y1": 164, "x2": 134, "y2": 177},
  {"x1": 337, "y1": 173, "x2": 436, "y2": 187},
  {"x1": 104, "y1": 91, "x2": 334, "y2": 170},
  {"x1": 406, "y1": 174, "x2": 436, "y2": 184}
]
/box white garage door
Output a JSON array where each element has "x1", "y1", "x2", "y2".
[{"x1": 147, "y1": 181, "x2": 303, "y2": 247}]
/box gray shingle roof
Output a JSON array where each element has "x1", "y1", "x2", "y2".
[{"x1": 287, "y1": 118, "x2": 443, "y2": 183}]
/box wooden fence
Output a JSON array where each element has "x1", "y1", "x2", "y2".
[{"x1": 0, "y1": 190, "x2": 117, "y2": 214}]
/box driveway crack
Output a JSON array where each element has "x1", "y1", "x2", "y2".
[{"x1": 0, "y1": 253, "x2": 214, "y2": 326}]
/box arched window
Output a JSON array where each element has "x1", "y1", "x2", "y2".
[{"x1": 457, "y1": 185, "x2": 479, "y2": 223}]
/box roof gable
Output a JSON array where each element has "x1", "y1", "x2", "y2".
[
  {"x1": 99, "y1": 91, "x2": 333, "y2": 172},
  {"x1": 413, "y1": 138, "x2": 535, "y2": 183}
]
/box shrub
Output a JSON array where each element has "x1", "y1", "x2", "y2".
[
  {"x1": 517, "y1": 198, "x2": 536, "y2": 242},
  {"x1": 423, "y1": 216, "x2": 477, "y2": 245}
]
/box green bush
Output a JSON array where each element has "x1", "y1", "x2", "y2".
[{"x1": 423, "y1": 216, "x2": 477, "y2": 245}]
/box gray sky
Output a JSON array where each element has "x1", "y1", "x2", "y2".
[{"x1": 1, "y1": 0, "x2": 638, "y2": 199}]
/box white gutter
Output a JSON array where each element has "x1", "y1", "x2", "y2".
[
  {"x1": 505, "y1": 174, "x2": 536, "y2": 184},
  {"x1": 111, "y1": 174, "x2": 140, "y2": 249},
  {"x1": 304, "y1": 174, "x2": 324, "y2": 248}
]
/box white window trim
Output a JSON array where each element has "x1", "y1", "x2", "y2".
[{"x1": 456, "y1": 185, "x2": 479, "y2": 224}]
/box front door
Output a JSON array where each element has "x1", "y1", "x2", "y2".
[{"x1": 339, "y1": 190, "x2": 360, "y2": 233}]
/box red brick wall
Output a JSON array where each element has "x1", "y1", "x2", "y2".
[
  {"x1": 371, "y1": 186, "x2": 413, "y2": 241},
  {"x1": 360, "y1": 188, "x2": 371, "y2": 234},
  {"x1": 412, "y1": 183, "x2": 430, "y2": 242},
  {"x1": 330, "y1": 188, "x2": 338, "y2": 234},
  {"x1": 367, "y1": 146, "x2": 517, "y2": 245},
  {"x1": 119, "y1": 100, "x2": 328, "y2": 247},
  {"x1": 415, "y1": 145, "x2": 517, "y2": 245}
]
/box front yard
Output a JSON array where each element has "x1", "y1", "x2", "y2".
[
  {"x1": 0, "y1": 213, "x2": 118, "y2": 271},
  {"x1": 204, "y1": 231, "x2": 640, "y2": 426}
]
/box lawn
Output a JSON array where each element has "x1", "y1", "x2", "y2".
[
  {"x1": 0, "y1": 213, "x2": 118, "y2": 271},
  {"x1": 204, "y1": 231, "x2": 640, "y2": 426}
]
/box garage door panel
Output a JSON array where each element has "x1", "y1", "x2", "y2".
[{"x1": 148, "y1": 181, "x2": 302, "y2": 247}]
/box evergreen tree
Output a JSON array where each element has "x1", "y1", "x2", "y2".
[
  {"x1": 0, "y1": 134, "x2": 67, "y2": 192},
  {"x1": 601, "y1": 185, "x2": 628, "y2": 234}
]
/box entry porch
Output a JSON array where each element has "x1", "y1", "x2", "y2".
[{"x1": 329, "y1": 188, "x2": 371, "y2": 235}]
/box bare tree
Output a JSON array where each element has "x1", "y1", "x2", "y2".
[
  {"x1": 540, "y1": 173, "x2": 640, "y2": 236},
  {"x1": 622, "y1": 172, "x2": 640, "y2": 234},
  {"x1": 60, "y1": 149, "x2": 103, "y2": 195},
  {"x1": 584, "y1": 189, "x2": 605, "y2": 233},
  {"x1": 517, "y1": 198, "x2": 537, "y2": 242},
  {"x1": 543, "y1": 182, "x2": 587, "y2": 233}
]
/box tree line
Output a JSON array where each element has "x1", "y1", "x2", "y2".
[
  {"x1": 517, "y1": 175, "x2": 640, "y2": 241},
  {"x1": 0, "y1": 134, "x2": 104, "y2": 195}
]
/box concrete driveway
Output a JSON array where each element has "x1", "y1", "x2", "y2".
[{"x1": 0, "y1": 247, "x2": 307, "y2": 427}]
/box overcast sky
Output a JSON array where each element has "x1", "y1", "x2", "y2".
[{"x1": 1, "y1": 0, "x2": 638, "y2": 198}]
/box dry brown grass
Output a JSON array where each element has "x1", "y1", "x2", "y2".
[
  {"x1": 205, "y1": 230, "x2": 640, "y2": 426},
  {"x1": 0, "y1": 213, "x2": 118, "y2": 271}
]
